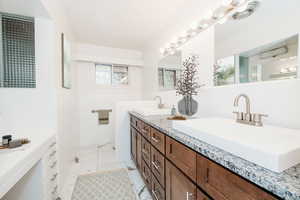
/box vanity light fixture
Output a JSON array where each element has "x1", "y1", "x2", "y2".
[{"x1": 160, "y1": 0, "x2": 251, "y2": 56}]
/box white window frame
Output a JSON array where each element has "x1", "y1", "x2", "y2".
[{"x1": 95, "y1": 63, "x2": 129, "y2": 87}]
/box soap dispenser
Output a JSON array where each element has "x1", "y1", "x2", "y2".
[{"x1": 171, "y1": 105, "x2": 177, "y2": 116}]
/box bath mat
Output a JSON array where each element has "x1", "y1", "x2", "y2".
[{"x1": 71, "y1": 169, "x2": 137, "y2": 200}]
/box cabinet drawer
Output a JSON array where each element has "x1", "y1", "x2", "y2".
[
  {"x1": 165, "y1": 160, "x2": 196, "y2": 200},
  {"x1": 151, "y1": 146, "x2": 165, "y2": 187},
  {"x1": 141, "y1": 137, "x2": 151, "y2": 166},
  {"x1": 152, "y1": 174, "x2": 165, "y2": 200},
  {"x1": 140, "y1": 122, "x2": 151, "y2": 140},
  {"x1": 151, "y1": 128, "x2": 165, "y2": 154},
  {"x1": 197, "y1": 155, "x2": 278, "y2": 200},
  {"x1": 166, "y1": 137, "x2": 196, "y2": 182},
  {"x1": 197, "y1": 189, "x2": 212, "y2": 200},
  {"x1": 130, "y1": 116, "x2": 138, "y2": 129},
  {"x1": 141, "y1": 160, "x2": 152, "y2": 191}
]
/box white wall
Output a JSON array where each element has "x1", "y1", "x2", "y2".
[
  {"x1": 142, "y1": 2, "x2": 300, "y2": 130},
  {"x1": 75, "y1": 43, "x2": 143, "y2": 149}
]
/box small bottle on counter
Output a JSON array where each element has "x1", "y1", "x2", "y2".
[
  {"x1": 2, "y1": 135, "x2": 12, "y2": 146},
  {"x1": 171, "y1": 105, "x2": 177, "y2": 116}
]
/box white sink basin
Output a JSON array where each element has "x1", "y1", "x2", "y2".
[
  {"x1": 133, "y1": 107, "x2": 171, "y2": 116},
  {"x1": 173, "y1": 118, "x2": 300, "y2": 173}
]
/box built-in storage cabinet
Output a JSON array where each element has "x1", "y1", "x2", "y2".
[
  {"x1": 130, "y1": 115, "x2": 279, "y2": 200},
  {"x1": 197, "y1": 155, "x2": 277, "y2": 200},
  {"x1": 165, "y1": 160, "x2": 196, "y2": 200},
  {"x1": 166, "y1": 136, "x2": 197, "y2": 182}
]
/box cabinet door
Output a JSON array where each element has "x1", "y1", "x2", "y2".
[
  {"x1": 166, "y1": 160, "x2": 196, "y2": 200},
  {"x1": 197, "y1": 155, "x2": 278, "y2": 200},
  {"x1": 166, "y1": 137, "x2": 196, "y2": 182},
  {"x1": 136, "y1": 132, "x2": 142, "y2": 170},
  {"x1": 131, "y1": 127, "x2": 137, "y2": 164}
]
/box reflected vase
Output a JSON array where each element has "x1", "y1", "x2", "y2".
[{"x1": 178, "y1": 95, "x2": 198, "y2": 116}]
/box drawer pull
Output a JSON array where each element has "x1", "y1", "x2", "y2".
[
  {"x1": 51, "y1": 173, "x2": 58, "y2": 181},
  {"x1": 50, "y1": 161, "x2": 57, "y2": 169},
  {"x1": 141, "y1": 129, "x2": 147, "y2": 134},
  {"x1": 152, "y1": 161, "x2": 160, "y2": 171},
  {"x1": 186, "y1": 192, "x2": 194, "y2": 200},
  {"x1": 49, "y1": 150, "x2": 57, "y2": 157},
  {"x1": 52, "y1": 185, "x2": 58, "y2": 194},
  {"x1": 205, "y1": 168, "x2": 210, "y2": 183},
  {"x1": 49, "y1": 142, "x2": 56, "y2": 148},
  {"x1": 142, "y1": 172, "x2": 149, "y2": 183},
  {"x1": 152, "y1": 190, "x2": 160, "y2": 200},
  {"x1": 151, "y1": 137, "x2": 160, "y2": 143},
  {"x1": 169, "y1": 143, "x2": 173, "y2": 154}
]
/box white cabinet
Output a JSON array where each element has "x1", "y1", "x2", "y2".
[{"x1": 42, "y1": 138, "x2": 59, "y2": 200}]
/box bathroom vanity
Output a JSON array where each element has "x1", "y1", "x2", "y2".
[
  {"x1": 130, "y1": 112, "x2": 300, "y2": 200},
  {"x1": 0, "y1": 132, "x2": 58, "y2": 200}
]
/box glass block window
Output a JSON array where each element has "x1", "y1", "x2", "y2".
[
  {"x1": 95, "y1": 64, "x2": 128, "y2": 85},
  {"x1": 0, "y1": 14, "x2": 35, "y2": 88}
]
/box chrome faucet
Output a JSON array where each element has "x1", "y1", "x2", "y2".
[
  {"x1": 233, "y1": 94, "x2": 267, "y2": 126},
  {"x1": 154, "y1": 96, "x2": 164, "y2": 109}
]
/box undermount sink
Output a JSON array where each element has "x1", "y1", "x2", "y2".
[
  {"x1": 173, "y1": 118, "x2": 300, "y2": 173},
  {"x1": 133, "y1": 107, "x2": 171, "y2": 116}
]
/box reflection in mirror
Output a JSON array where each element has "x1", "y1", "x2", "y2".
[
  {"x1": 158, "y1": 51, "x2": 182, "y2": 90},
  {"x1": 214, "y1": 0, "x2": 299, "y2": 86}
]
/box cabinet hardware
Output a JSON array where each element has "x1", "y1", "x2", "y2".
[
  {"x1": 152, "y1": 190, "x2": 160, "y2": 200},
  {"x1": 152, "y1": 161, "x2": 160, "y2": 170},
  {"x1": 186, "y1": 192, "x2": 193, "y2": 200},
  {"x1": 205, "y1": 168, "x2": 210, "y2": 183},
  {"x1": 169, "y1": 143, "x2": 173, "y2": 154},
  {"x1": 142, "y1": 149, "x2": 149, "y2": 156},
  {"x1": 49, "y1": 142, "x2": 56, "y2": 148},
  {"x1": 151, "y1": 136, "x2": 160, "y2": 143},
  {"x1": 50, "y1": 161, "x2": 57, "y2": 169},
  {"x1": 52, "y1": 186, "x2": 58, "y2": 194},
  {"x1": 49, "y1": 150, "x2": 57, "y2": 157},
  {"x1": 51, "y1": 173, "x2": 58, "y2": 181}
]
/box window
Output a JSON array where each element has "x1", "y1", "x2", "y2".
[
  {"x1": 0, "y1": 13, "x2": 35, "y2": 88},
  {"x1": 95, "y1": 64, "x2": 128, "y2": 85},
  {"x1": 158, "y1": 68, "x2": 181, "y2": 89}
]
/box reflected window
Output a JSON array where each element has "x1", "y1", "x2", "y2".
[
  {"x1": 214, "y1": 56, "x2": 235, "y2": 86},
  {"x1": 158, "y1": 68, "x2": 181, "y2": 89}
]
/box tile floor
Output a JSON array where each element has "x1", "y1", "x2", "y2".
[{"x1": 60, "y1": 144, "x2": 152, "y2": 200}]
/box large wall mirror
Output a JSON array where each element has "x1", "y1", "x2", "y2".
[
  {"x1": 158, "y1": 51, "x2": 182, "y2": 90},
  {"x1": 214, "y1": 0, "x2": 300, "y2": 86}
]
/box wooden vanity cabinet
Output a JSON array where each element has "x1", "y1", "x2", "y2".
[
  {"x1": 197, "y1": 155, "x2": 277, "y2": 200},
  {"x1": 165, "y1": 160, "x2": 197, "y2": 200},
  {"x1": 130, "y1": 114, "x2": 279, "y2": 200}
]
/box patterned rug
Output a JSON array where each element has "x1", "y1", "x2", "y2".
[{"x1": 71, "y1": 169, "x2": 137, "y2": 200}]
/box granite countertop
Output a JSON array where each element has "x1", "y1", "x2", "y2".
[{"x1": 129, "y1": 111, "x2": 300, "y2": 200}]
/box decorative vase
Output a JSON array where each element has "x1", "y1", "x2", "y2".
[{"x1": 178, "y1": 95, "x2": 198, "y2": 116}]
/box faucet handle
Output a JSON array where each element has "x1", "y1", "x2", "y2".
[
  {"x1": 233, "y1": 111, "x2": 243, "y2": 120},
  {"x1": 252, "y1": 113, "x2": 268, "y2": 126}
]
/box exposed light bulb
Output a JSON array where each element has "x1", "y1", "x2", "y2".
[
  {"x1": 159, "y1": 48, "x2": 165, "y2": 54},
  {"x1": 191, "y1": 22, "x2": 199, "y2": 30},
  {"x1": 218, "y1": 16, "x2": 228, "y2": 24},
  {"x1": 280, "y1": 68, "x2": 288, "y2": 73},
  {"x1": 204, "y1": 9, "x2": 214, "y2": 19},
  {"x1": 237, "y1": 3, "x2": 248, "y2": 12},
  {"x1": 199, "y1": 22, "x2": 209, "y2": 29}
]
